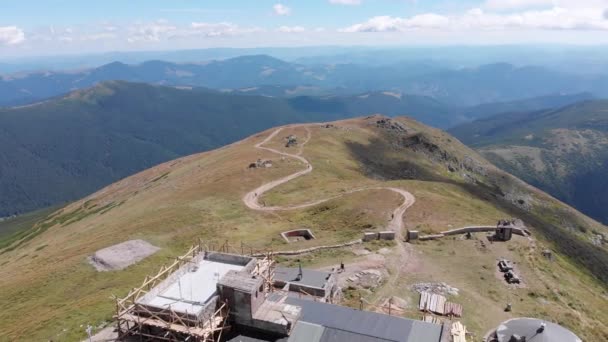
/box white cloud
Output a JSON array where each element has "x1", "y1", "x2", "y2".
[
  {"x1": 483, "y1": 0, "x2": 553, "y2": 11},
  {"x1": 190, "y1": 22, "x2": 262, "y2": 37},
  {"x1": 81, "y1": 33, "x2": 116, "y2": 41},
  {"x1": 341, "y1": 6, "x2": 608, "y2": 32},
  {"x1": 273, "y1": 3, "x2": 291, "y2": 16},
  {"x1": 127, "y1": 21, "x2": 177, "y2": 43},
  {"x1": 484, "y1": 0, "x2": 608, "y2": 10},
  {"x1": 277, "y1": 26, "x2": 306, "y2": 33},
  {"x1": 0, "y1": 26, "x2": 25, "y2": 45},
  {"x1": 329, "y1": 0, "x2": 362, "y2": 5}
]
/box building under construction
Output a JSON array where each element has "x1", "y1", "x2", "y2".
[{"x1": 116, "y1": 243, "x2": 443, "y2": 342}]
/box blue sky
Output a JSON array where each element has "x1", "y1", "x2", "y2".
[{"x1": 1, "y1": 0, "x2": 608, "y2": 57}]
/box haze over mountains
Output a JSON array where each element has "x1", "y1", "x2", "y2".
[
  {"x1": 451, "y1": 100, "x2": 608, "y2": 225},
  {"x1": 2, "y1": 54, "x2": 608, "y2": 108}
]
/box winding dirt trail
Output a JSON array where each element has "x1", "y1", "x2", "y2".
[{"x1": 242, "y1": 126, "x2": 415, "y2": 236}]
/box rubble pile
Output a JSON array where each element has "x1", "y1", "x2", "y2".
[
  {"x1": 347, "y1": 269, "x2": 384, "y2": 290},
  {"x1": 412, "y1": 282, "x2": 460, "y2": 296}
]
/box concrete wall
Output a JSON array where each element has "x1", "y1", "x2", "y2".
[
  {"x1": 363, "y1": 232, "x2": 378, "y2": 242},
  {"x1": 206, "y1": 251, "x2": 255, "y2": 267},
  {"x1": 419, "y1": 234, "x2": 445, "y2": 241},
  {"x1": 287, "y1": 283, "x2": 326, "y2": 298},
  {"x1": 218, "y1": 276, "x2": 264, "y2": 322},
  {"x1": 281, "y1": 229, "x2": 316, "y2": 243},
  {"x1": 378, "y1": 231, "x2": 396, "y2": 240},
  {"x1": 362, "y1": 231, "x2": 396, "y2": 241},
  {"x1": 441, "y1": 226, "x2": 496, "y2": 236}
]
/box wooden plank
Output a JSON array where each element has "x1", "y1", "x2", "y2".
[
  {"x1": 450, "y1": 321, "x2": 467, "y2": 342},
  {"x1": 436, "y1": 295, "x2": 446, "y2": 315}
]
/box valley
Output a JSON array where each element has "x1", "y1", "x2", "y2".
[{"x1": 450, "y1": 100, "x2": 608, "y2": 225}]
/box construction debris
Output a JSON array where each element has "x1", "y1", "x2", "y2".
[
  {"x1": 346, "y1": 269, "x2": 384, "y2": 289},
  {"x1": 451, "y1": 321, "x2": 468, "y2": 342},
  {"x1": 285, "y1": 135, "x2": 298, "y2": 147},
  {"x1": 249, "y1": 159, "x2": 273, "y2": 169},
  {"x1": 444, "y1": 301, "x2": 463, "y2": 317},
  {"x1": 412, "y1": 282, "x2": 460, "y2": 296},
  {"x1": 418, "y1": 292, "x2": 463, "y2": 317},
  {"x1": 497, "y1": 258, "x2": 522, "y2": 284},
  {"x1": 423, "y1": 315, "x2": 442, "y2": 324}
]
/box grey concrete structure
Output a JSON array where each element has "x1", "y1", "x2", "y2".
[
  {"x1": 273, "y1": 267, "x2": 337, "y2": 301},
  {"x1": 119, "y1": 248, "x2": 445, "y2": 342},
  {"x1": 280, "y1": 229, "x2": 316, "y2": 243},
  {"x1": 378, "y1": 231, "x2": 396, "y2": 240},
  {"x1": 363, "y1": 232, "x2": 378, "y2": 242},
  {"x1": 135, "y1": 251, "x2": 254, "y2": 323}
]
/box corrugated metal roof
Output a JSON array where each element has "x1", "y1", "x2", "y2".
[
  {"x1": 288, "y1": 321, "x2": 325, "y2": 342},
  {"x1": 285, "y1": 297, "x2": 442, "y2": 342}
]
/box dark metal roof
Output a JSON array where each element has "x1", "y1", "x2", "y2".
[
  {"x1": 320, "y1": 327, "x2": 393, "y2": 342},
  {"x1": 288, "y1": 321, "x2": 325, "y2": 342},
  {"x1": 285, "y1": 297, "x2": 442, "y2": 342},
  {"x1": 226, "y1": 334, "x2": 288, "y2": 342},
  {"x1": 274, "y1": 267, "x2": 332, "y2": 289},
  {"x1": 227, "y1": 336, "x2": 270, "y2": 342}
]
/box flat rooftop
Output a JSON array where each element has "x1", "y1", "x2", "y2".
[
  {"x1": 137, "y1": 257, "x2": 245, "y2": 315},
  {"x1": 274, "y1": 267, "x2": 332, "y2": 289}
]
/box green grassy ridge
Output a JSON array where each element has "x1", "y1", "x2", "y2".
[
  {"x1": 0, "y1": 81, "x2": 466, "y2": 219},
  {"x1": 1, "y1": 116, "x2": 607, "y2": 340}
]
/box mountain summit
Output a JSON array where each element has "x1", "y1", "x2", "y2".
[{"x1": 0, "y1": 116, "x2": 606, "y2": 340}]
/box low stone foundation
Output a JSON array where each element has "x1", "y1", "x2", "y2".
[{"x1": 281, "y1": 229, "x2": 316, "y2": 243}]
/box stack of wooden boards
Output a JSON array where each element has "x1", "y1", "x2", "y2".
[
  {"x1": 418, "y1": 291, "x2": 463, "y2": 317},
  {"x1": 450, "y1": 321, "x2": 467, "y2": 342}
]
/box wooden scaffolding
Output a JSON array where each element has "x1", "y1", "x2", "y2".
[{"x1": 115, "y1": 240, "x2": 276, "y2": 342}]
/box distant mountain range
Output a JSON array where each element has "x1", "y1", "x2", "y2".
[
  {"x1": 450, "y1": 100, "x2": 608, "y2": 224},
  {"x1": 2, "y1": 54, "x2": 608, "y2": 108}
]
